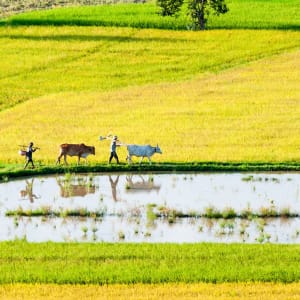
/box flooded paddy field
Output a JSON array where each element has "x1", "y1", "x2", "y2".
[{"x1": 1, "y1": 172, "x2": 300, "y2": 243}]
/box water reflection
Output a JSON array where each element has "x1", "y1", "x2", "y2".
[
  {"x1": 125, "y1": 175, "x2": 161, "y2": 193},
  {"x1": 1, "y1": 172, "x2": 300, "y2": 243},
  {"x1": 56, "y1": 177, "x2": 96, "y2": 198},
  {"x1": 109, "y1": 175, "x2": 120, "y2": 201},
  {"x1": 2, "y1": 216, "x2": 300, "y2": 244},
  {"x1": 19, "y1": 179, "x2": 39, "y2": 203}
]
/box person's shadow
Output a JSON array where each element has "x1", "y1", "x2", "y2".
[
  {"x1": 20, "y1": 179, "x2": 39, "y2": 203},
  {"x1": 109, "y1": 175, "x2": 120, "y2": 201}
]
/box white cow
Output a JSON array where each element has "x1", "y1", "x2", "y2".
[{"x1": 126, "y1": 144, "x2": 162, "y2": 165}]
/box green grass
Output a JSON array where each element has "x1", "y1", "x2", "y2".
[
  {"x1": 2, "y1": 3, "x2": 188, "y2": 29},
  {"x1": 2, "y1": 0, "x2": 300, "y2": 30},
  {"x1": 210, "y1": 0, "x2": 300, "y2": 30},
  {"x1": 1, "y1": 242, "x2": 300, "y2": 283},
  {"x1": 3, "y1": 161, "x2": 300, "y2": 181},
  {"x1": 6, "y1": 202, "x2": 298, "y2": 218},
  {"x1": 5, "y1": 207, "x2": 107, "y2": 217}
]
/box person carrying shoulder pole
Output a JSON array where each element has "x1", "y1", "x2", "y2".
[
  {"x1": 24, "y1": 142, "x2": 38, "y2": 169},
  {"x1": 109, "y1": 136, "x2": 120, "y2": 164}
]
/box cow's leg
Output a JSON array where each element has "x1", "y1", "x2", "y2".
[
  {"x1": 63, "y1": 155, "x2": 68, "y2": 165},
  {"x1": 77, "y1": 155, "x2": 81, "y2": 165},
  {"x1": 56, "y1": 155, "x2": 62, "y2": 165},
  {"x1": 127, "y1": 155, "x2": 132, "y2": 164},
  {"x1": 147, "y1": 156, "x2": 152, "y2": 165},
  {"x1": 139, "y1": 156, "x2": 144, "y2": 165}
]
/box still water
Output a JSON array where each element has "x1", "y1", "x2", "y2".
[{"x1": 1, "y1": 172, "x2": 300, "y2": 243}]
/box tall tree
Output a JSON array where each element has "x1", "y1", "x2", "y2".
[
  {"x1": 188, "y1": 0, "x2": 228, "y2": 30},
  {"x1": 157, "y1": 0, "x2": 228, "y2": 30}
]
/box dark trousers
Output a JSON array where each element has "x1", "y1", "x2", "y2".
[
  {"x1": 109, "y1": 151, "x2": 119, "y2": 164},
  {"x1": 24, "y1": 158, "x2": 34, "y2": 169}
]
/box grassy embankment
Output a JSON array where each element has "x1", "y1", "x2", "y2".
[{"x1": 0, "y1": 1, "x2": 299, "y2": 174}]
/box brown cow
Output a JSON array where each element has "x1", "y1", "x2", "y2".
[{"x1": 56, "y1": 143, "x2": 95, "y2": 165}]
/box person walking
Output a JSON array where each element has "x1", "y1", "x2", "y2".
[
  {"x1": 24, "y1": 142, "x2": 38, "y2": 169},
  {"x1": 109, "y1": 136, "x2": 120, "y2": 164}
]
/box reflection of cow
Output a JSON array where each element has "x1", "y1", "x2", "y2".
[
  {"x1": 57, "y1": 180, "x2": 96, "y2": 198},
  {"x1": 126, "y1": 175, "x2": 160, "y2": 193},
  {"x1": 56, "y1": 143, "x2": 95, "y2": 165},
  {"x1": 126, "y1": 144, "x2": 162, "y2": 165}
]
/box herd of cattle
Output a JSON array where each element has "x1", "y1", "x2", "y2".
[{"x1": 55, "y1": 139, "x2": 162, "y2": 165}]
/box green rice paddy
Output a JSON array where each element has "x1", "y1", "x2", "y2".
[{"x1": 1, "y1": 242, "x2": 300, "y2": 283}]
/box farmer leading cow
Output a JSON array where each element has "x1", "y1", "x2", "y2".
[{"x1": 109, "y1": 135, "x2": 120, "y2": 164}]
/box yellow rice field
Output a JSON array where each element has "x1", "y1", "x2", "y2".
[
  {"x1": 1, "y1": 283, "x2": 300, "y2": 299},
  {"x1": 0, "y1": 49, "x2": 299, "y2": 164}
]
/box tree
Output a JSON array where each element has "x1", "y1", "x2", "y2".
[
  {"x1": 156, "y1": 0, "x2": 184, "y2": 17},
  {"x1": 188, "y1": 0, "x2": 228, "y2": 30},
  {"x1": 157, "y1": 0, "x2": 228, "y2": 30}
]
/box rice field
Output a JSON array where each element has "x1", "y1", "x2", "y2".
[
  {"x1": 2, "y1": 0, "x2": 300, "y2": 30},
  {"x1": 1, "y1": 283, "x2": 300, "y2": 300},
  {"x1": 1, "y1": 242, "x2": 300, "y2": 284},
  {"x1": 1, "y1": 1, "x2": 300, "y2": 298},
  {"x1": 0, "y1": 1, "x2": 299, "y2": 165},
  {"x1": 1, "y1": 26, "x2": 298, "y2": 112},
  {"x1": 0, "y1": 25, "x2": 299, "y2": 164}
]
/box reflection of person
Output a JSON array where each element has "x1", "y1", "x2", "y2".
[
  {"x1": 109, "y1": 136, "x2": 120, "y2": 164},
  {"x1": 24, "y1": 142, "x2": 37, "y2": 169},
  {"x1": 20, "y1": 179, "x2": 38, "y2": 203},
  {"x1": 109, "y1": 175, "x2": 119, "y2": 201}
]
